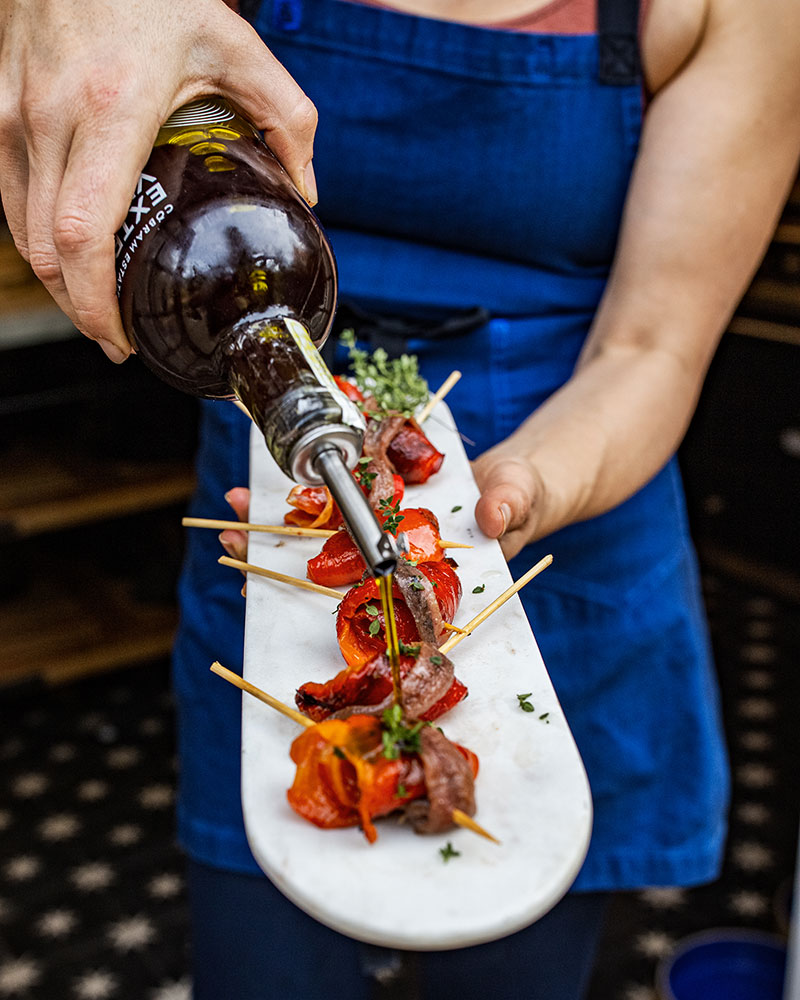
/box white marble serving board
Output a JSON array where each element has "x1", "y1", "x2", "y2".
[{"x1": 241, "y1": 401, "x2": 592, "y2": 950}]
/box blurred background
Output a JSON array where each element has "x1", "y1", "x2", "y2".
[{"x1": 0, "y1": 177, "x2": 798, "y2": 999}]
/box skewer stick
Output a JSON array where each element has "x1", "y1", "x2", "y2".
[
  {"x1": 219, "y1": 555, "x2": 463, "y2": 633},
  {"x1": 211, "y1": 662, "x2": 312, "y2": 728},
  {"x1": 219, "y1": 556, "x2": 344, "y2": 599},
  {"x1": 184, "y1": 517, "x2": 335, "y2": 538},
  {"x1": 439, "y1": 554, "x2": 554, "y2": 655},
  {"x1": 184, "y1": 516, "x2": 469, "y2": 551},
  {"x1": 211, "y1": 662, "x2": 499, "y2": 844},
  {"x1": 451, "y1": 809, "x2": 501, "y2": 844},
  {"x1": 417, "y1": 370, "x2": 462, "y2": 424}
]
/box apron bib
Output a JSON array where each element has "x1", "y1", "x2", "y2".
[{"x1": 173, "y1": 0, "x2": 729, "y2": 891}]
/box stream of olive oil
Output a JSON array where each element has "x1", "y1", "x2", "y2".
[{"x1": 378, "y1": 573, "x2": 403, "y2": 710}]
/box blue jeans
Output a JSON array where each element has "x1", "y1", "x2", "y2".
[{"x1": 188, "y1": 859, "x2": 609, "y2": 1000}]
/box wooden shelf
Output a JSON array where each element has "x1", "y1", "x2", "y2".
[
  {"x1": 0, "y1": 446, "x2": 196, "y2": 540},
  {"x1": 774, "y1": 221, "x2": 800, "y2": 247},
  {"x1": 740, "y1": 276, "x2": 800, "y2": 316},
  {"x1": 0, "y1": 554, "x2": 179, "y2": 687},
  {"x1": 0, "y1": 243, "x2": 77, "y2": 350},
  {"x1": 728, "y1": 315, "x2": 800, "y2": 348},
  {"x1": 696, "y1": 540, "x2": 800, "y2": 606}
]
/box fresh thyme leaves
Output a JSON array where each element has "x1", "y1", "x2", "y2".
[
  {"x1": 472, "y1": 584, "x2": 485, "y2": 594},
  {"x1": 398, "y1": 640, "x2": 421, "y2": 656},
  {"x1": 396, "y1": 784, "x2": 407, "y2": 798},
  {"x1": 333, "y1": 747, "x2": 346, "y2": 760},
  {"x1": 517, "y1": 693, "x2": 535, "y2": 713},
  {"x1": 451, "y1": 505, "x2": 462, "y2": 513},
  {"x1": 355, "y1": 455, "x2": 376, "y2": 490},
  {"x1": 439, "y1": 842, "x2": 461, "y2": 862},
  {"x1": 410, "y1": 580, "x2": 426, "y2": 591},
  {"x1": 339, "y1": 329, "x2": 429, "y2": 417},
  {"x1": 378, "y1": 497, "x2": 404, "y2": 533},
  {"x1": 539, "y1": 712, "x2": 550, "y2": 723},
  {"x1": 381, "y1": 704, "x2": 426, "y2": 760},
  {"x1": 365, "y1": 603, "x2": 381, "y2": 637},
  {"x1": 430, "y1": 655, "x2": 443, "y2": 666}
]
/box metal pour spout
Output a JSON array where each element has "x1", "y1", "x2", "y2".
[{"x1": 311, "y1": 442, "x2": 399, "y2": 578}]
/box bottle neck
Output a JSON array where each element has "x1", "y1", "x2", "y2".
[{"x1": 218, "y1": 316, "x2": 365, "y2": 483}]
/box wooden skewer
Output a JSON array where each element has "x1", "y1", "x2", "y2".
[
  {"x1": 451, "y1": 808, "x2": 500, "y2": 844},
  {"x1": 185, "y1": 517, "x2": 334, "y2": 538},
  {"x1": 210, "y1": 661, "x2": 499, "y2": 844},
  {"x1": 211, "y1": 662, "x2": 312, "y2": 728},
  {"x1": 417, "y1": 370, "x2": 462, "y2": 424},
  {"x1": 218, "y1": 556, "x2": 344, "y2": 599},
  {"x1": 218, "y1": 555, "x2": 464, "y2": 632},
  {"x1": 184, "y1": 516, "x2": 470, "y2": 551},
  {"x1": 439, "y1": 554, "x2": 554, "y2": 655}
]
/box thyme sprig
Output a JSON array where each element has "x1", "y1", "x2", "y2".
[
  {"x1": 378, "y1": 497, "x2": 404, "y2": 533},
  {"x1": 381, "y1": 704, "x2": 427, "y2": 760},
  {"x1": 439, "y1": 842, "x2": 461, "y2": 862},
  {"x1": 340, "y1": 329, "x2": 429, "y2": 417},
  {"x1": 355, "y1": 456, "x2": 376, "y2": 490}
]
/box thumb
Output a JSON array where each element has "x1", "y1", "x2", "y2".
[
  {"x1": 472, "y1": 455, "x2": 542, "y2": 540},
  {"x1": 474, "y1": 479, "x2": 533, "y2": 540}
]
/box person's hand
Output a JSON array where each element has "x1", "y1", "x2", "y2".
[
  {"x1": 0, "y1": 0, "x2": 318, "y2": 363},
  {"x1": 219, "y1": 487, "x2": 251, "y2": 595},
  {"x1": 471, "y1": 448, "x2": 551, "y2": 560},
  {"x1": 219, "y1": 487, "x2": 251, "y2": 562}
]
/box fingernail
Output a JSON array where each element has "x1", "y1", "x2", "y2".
[
  {"x1": 499, "y1": 503, "x2": 512, "y2": 535},
  {"x1": 303, "y1": 161, "x2": 318, "y2": 206},
  {"x1": 224, "y1": 491, "x2": 233, "y2": 504},
  {"x1": 98, "y1": 339, "x2": 129, "y2": 364}
]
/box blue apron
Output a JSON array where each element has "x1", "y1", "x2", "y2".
[{"x1": 173, "y1": 0, "x2": 729, "y2": 892}]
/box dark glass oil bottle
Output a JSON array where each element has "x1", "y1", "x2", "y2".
[
  {"x1": 115, "y1": 96, "x2": 364, "y2": 481},
  {"x1": 115, "y1": 97, "x2": 397, "y2": 577}
]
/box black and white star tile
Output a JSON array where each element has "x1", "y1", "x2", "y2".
[
  {"x1": 0, "y1": 663, "x2": 190, "y2": 999},
  {"x1": 0, "y1": 572, "x2": 797, "y2": 999}
]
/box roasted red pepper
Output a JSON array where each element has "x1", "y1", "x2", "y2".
[
  {"x1": 336, "y1": 560, "x2": 462, "y2": 668},
  {"x1": 334, "y1": 375, "x2": 366, "y2": 404},
  {"x1": 385, "y1": 418, "x2": 444, "y2": 484},
  {"x1": 287, "y1": 716, "x2": 427, "y2": 842},
  {"x1": 284, "y1": 474, "x2": 404, "y2": 530},
  {"x1": 307, "y1": 507, "x2": 444, "y2": 587},
  {"x1": 284, "y1": 484, "x2": 343, "y2": 529},
  {"x1": 286, "y1": 714, "x2": 477, "y2": 843},
  {"x1": 295, "y1": 649, "x2": 468, "y2": 723}
]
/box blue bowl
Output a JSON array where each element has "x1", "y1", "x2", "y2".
[{"x1": 657, "y1": 929, "x2": 787, "y2": 1000}]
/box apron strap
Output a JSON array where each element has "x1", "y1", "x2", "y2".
[{"x1": 597, "y1": 0, "x2": 642, "y2": 86}]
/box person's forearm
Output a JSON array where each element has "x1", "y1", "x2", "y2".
[
  {"x1": 504, "y1": 336, "x2": 709, "y2": 536},
  {"x1": 471, "y1": 331, "x2": 715, "y2": 554}
]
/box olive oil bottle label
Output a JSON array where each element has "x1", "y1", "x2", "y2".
[
  {"x1": 115, "y1": 171, "x2": 174, "y2": 294},
  {"x1": 282, "y1": 318, "x2": 341, "y2": 396}
]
